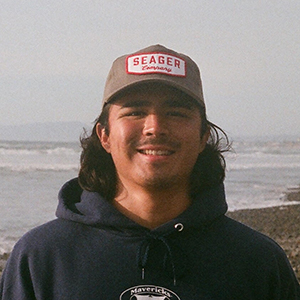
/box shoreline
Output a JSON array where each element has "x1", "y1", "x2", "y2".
[{"x1": 1, "y1": 195, "x2": 300, "y2": 281}]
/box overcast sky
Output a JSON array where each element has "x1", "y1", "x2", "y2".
[{"x1": 1, "y1": 0, "x2": 299, "y2": 137}]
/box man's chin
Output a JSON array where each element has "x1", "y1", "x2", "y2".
[{"x1": 139, "y1": 175, "x2": 182, "y2": 191}]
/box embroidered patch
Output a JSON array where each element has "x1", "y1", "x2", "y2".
[
  {"x1": 126, "y1": 53, "x2": 186, "y2": 77},
  {"x1": 120, "y1": 285, "x2": 181, "y2": 300}
]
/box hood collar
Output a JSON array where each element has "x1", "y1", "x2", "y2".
[{"x1": 56, "y1": 178, "x2": 227, "y2": 233}]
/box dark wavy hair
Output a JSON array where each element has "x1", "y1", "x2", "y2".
[{"x1": 78, "y1": 85, "x2": 231, "y2": 201}]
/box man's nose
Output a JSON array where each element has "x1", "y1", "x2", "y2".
[{"x1": 142, "y1": 114, "x2": 168, "y2": 136}]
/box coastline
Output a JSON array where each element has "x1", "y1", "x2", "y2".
[{"x1": 1, "y1": 193, "x2": 300, "y2": 281}]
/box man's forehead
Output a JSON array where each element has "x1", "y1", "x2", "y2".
[
  {"x1": 112, "y1": 85, "x2": 199, "y2": 108},
  {"x1": 117, "y1": 98, "x2": 196, "y2": 111}
]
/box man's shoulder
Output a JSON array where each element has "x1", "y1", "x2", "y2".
[
  {"x1": 12, "y1": 218, "x2": 84, "y2": 255},
  {"x1": 221, "y1": 215, "x2": 287, "y2": 256}
]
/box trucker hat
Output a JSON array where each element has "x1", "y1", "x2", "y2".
[{"x1": 102, "y1": 44, "x2": 205, "y2": 107}]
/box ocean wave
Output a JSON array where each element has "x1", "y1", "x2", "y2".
[
  {"x1": 0, "y1": 147, "x2": 80, "y2": 156},
  {"x1": 228, "y1": 162, "x2": 300, "y2": 170},
  {"x1": 227, "y1": 151, "x2": 300, "y2": 159},
  {"x1": 227, "y1": 199, "x2": 300, "y2": 212},
  {"x1": 0, "y1": 163, "x2": 79, "y2": 172},
  {"x1": 0, "y1": 236, "x2": 19, "y2": 255},
  {"x1": 45, "y1": 147, "x2": 79, "y2": 155}
]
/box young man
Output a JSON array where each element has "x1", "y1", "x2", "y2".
[{"x1": 1, "y1": 45, "x2": 299, "y2": 299}]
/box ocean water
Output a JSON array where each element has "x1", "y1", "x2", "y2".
[
  {"x1": 1, "y1": 138, "x2": 300, "y2": 254},
  {"x1": 225, "y1": 137, "x2": 300, "y2": 210}
]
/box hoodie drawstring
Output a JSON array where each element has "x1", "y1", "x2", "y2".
[{"x1": 137, "y1": 232, "x2": 181, "y2": 286}]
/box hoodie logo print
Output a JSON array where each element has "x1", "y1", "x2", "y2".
[{"x1": 120, "y1": 285, "x2": 181, "y2": 300}]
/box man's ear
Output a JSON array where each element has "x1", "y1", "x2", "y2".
[
  {"x1": 199, "y1": 129, "x2": 210, "y2": 154},
  {"x1": 96, "y1": 123, "x2": 111, "y2": 153}
]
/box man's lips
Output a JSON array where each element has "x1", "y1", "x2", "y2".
[
  {"x1": 135, "y1": 138, "x2": 180, "y2": 156},
  {"x1": 137, "y1": 149, "x2": 175, "y2": 156}
]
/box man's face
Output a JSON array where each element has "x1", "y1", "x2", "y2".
[{"x1": 97, "y1": 85, "x2": 209, "y2": 193}]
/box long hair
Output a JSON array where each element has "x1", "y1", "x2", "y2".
[{"x1": 78, "y1": 89, "x2": 231, "y2": 201}]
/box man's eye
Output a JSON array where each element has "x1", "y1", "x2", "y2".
[
  {"x1": 167, "y1": 111, "x2": 188, "y2": 117},
  {"x1": 125, "y1": 111, "x2": 145, "y2": 117}
]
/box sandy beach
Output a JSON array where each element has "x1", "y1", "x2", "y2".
[{"x1": 1, "y1": 192, "x2": 300, "y2": 282}]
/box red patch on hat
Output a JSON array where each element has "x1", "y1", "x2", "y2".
[{"x1": 126, "y1": 52, "x2": 186, "y2": 77}]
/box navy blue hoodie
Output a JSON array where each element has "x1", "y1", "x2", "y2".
[{"x1": 1, "y1": 178, "x2": 299, "y2": 299}]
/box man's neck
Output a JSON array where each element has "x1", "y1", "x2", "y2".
[{"x1": 113, "y1": 184, "x2": 191, "y2": 229}]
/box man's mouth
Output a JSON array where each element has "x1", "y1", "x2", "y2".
[{"x1": 138, "y1": 149, "x2": 174, "y2": 156}]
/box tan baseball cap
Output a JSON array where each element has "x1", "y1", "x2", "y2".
[{"x1": 102, "y1": 44, "x2": 205, "y2": 107}]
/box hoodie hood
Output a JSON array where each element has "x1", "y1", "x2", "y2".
[
  {"x1": 56, "y1": 177, "x2": 228, "y2": 233},
  {"x1": 56, "y1": 178, "x2": 228, "y2": 285}
]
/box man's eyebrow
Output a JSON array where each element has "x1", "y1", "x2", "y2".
[
  {"x1": 119, "y1": 100, "x2": 150, "y2": 108},
  {"x1": 164, "y1": 98, "x2": 195, "y2": 110}
]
